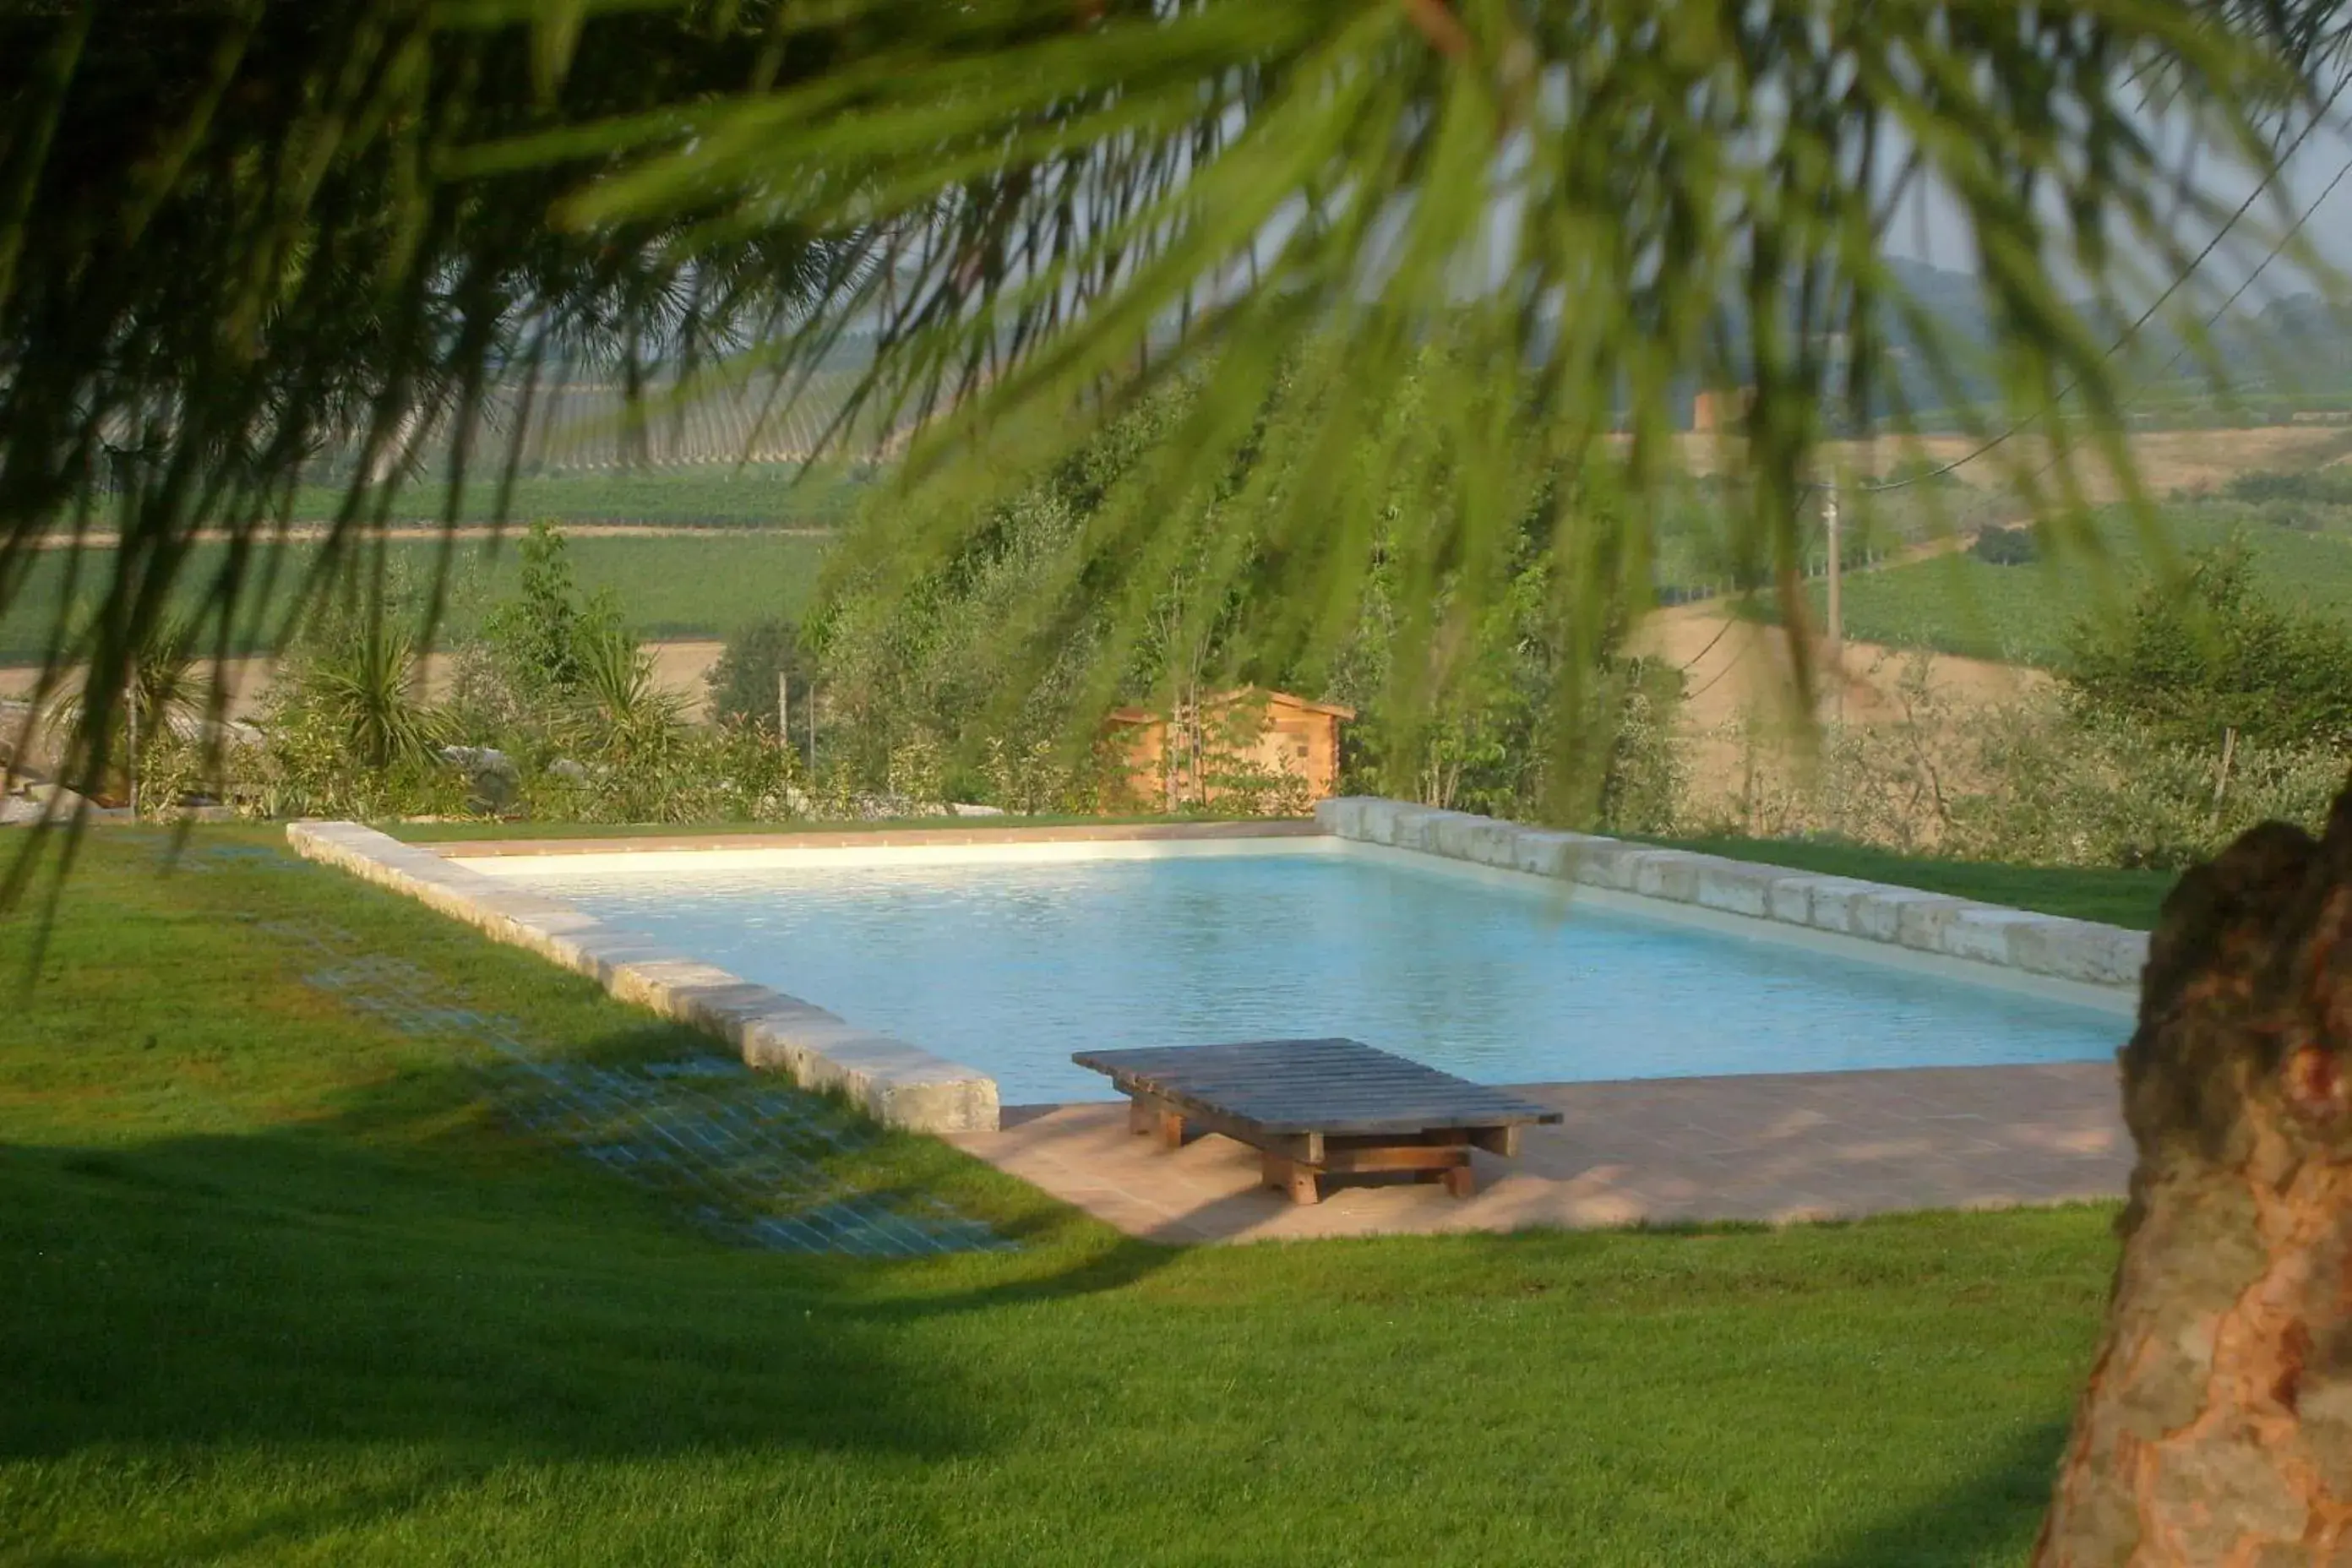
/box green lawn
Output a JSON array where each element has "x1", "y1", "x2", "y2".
[
  {"x1": 0, "y1": 531, "x2": 831, "y2": 662},
  {"x1": 0, "y1": 826, "x2": 2115, "y2": 1565},
  {"x1": 1755, "y1": 506, "x2": 2352, "y2": 667},
  {"x1": 1658, "y1": 836, "x2": 2175, "y2": 930}
]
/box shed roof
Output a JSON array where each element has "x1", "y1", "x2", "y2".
[{"x1": 1103, "y1": 687, "x2": 1355, "y2": 726}]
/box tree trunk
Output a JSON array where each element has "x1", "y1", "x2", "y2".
[{"x1": 2037, "y1": 786, "x2": 2352, "y2": 1565}]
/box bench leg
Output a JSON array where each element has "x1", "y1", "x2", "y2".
[
  {"x1": 1261, "y1": 1152, "x2": 1320, "y2": 1205},
  {"x1": 1435, "y1": 1130, "x2": 1475, "y2": 1199},
  {"x1": 1410, "y1": 1157, "x2": 1478, "y2": 1198},
  {"x1": 1126, "y1": 1096, "x2": 1184, "y2": 1150}
]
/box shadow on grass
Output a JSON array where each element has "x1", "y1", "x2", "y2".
[
  {"x1": 0, "y1": 1046, "x2": 1179, "y2": 1565},
  {"x1": 1807, "y1": 1419, "x2": 2069, "y2": 1567}
]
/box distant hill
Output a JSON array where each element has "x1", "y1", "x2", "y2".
[{"x1": 1870, "y1": 264, "x2": 2352, "y2": 427}]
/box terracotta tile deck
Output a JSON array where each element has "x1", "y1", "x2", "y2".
[{"x1": 945, "y1": 1061, "x2": 2132, "y2": 1244}]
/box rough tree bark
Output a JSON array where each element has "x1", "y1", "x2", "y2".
[{"x1": 2037, "y1": 785, "x2": 2352, "y2": 1565}]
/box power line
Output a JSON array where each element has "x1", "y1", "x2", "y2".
[
  {"x1": 1662, "y1": 101, "x2": 2352, "y2": 695},
  {"x1": 1924, "y1": 139, "x2": 2352, "y2": 525},
  {"x1": 1840, "y1": 81, "x2": 2352, "y2": 498}
]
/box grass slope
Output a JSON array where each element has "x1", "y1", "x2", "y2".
[
  {"x1": 0, "y1": 532, "x2": 830, "y2": 662},
  {"x1": 1759, "y1": 507, "x2": 2352, "y2": 667},
  {"x1": 0, "y1": 827, "x2": 2117, "y2": 1565},
  {"x1": 1658, "y1": 836, "x2": 2175, "y2": 929}
]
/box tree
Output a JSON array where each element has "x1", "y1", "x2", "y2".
[
  {"x1": 2034, "y1": 802, "x2": 2352, "y2": 1563},
  {"x1": 7, "y1": 2, "x2": 2343, "y2": 821},
  {"x1": 705, "y1": 618, "x2": 811, "y2": 736},
  {"x1": 0, "y1": 2, "x2": 860, "y2": 832},
  {"x1": 481, "y1": 520, "x2": 606, "y2": 701},
  {"x1": 2065, "y1": 540, "x2": 2352, "y2": 754}
]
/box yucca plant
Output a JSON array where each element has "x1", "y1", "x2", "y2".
[
  {"x1": 30, "y1": 613, "x2": 217, "y2": 808},
  {"x1": 296, "y1": 616, "x2": 448, "y2": 773},
  {"x1": 572, "y1": 619, "x2": 684, "y2": 764}
]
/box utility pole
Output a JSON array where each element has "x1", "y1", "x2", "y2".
[
  {"x1": 776, "y1": 671, "x2": 790, "y2": 749},
  {"x1": 1823, "y1": 485, "x2": 1844, "y2": 724},
  {"x1": 125, "y1": 662, "x2": 139, "y2": 819}
]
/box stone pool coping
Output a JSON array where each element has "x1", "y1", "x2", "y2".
[
  {"x1": 286, "y1": 820, "x2": 1001, "y2": 1134},
  {"x1": 417, "y1": 819, "x2": 1320, "y2": 858},
  {"x1": 1315, "y1": 798, "x2": 2150, "y2": 994}
]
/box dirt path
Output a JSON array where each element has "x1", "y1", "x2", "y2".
[
  {"x1": 0, "y1": 639, "x2": 729, "y2": 724},
  {"x1": 1631, "y1": 603, "x2": 2042, "y2": 728},
  {"x1": 1625, "y1": 600, "x2": 2047, "y2": 809},
  {"x1": 24, "y1": 524, "x2": 832, "y2": 550}
]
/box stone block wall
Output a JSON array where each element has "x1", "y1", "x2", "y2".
[{"x1": 1315, "y1": 798, "x2": 2149, "y2": 994}]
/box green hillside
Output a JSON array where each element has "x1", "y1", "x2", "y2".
[
  {"x1": 0, "y1": 532, "x2": 832, "y2": 663},
  {"x1": 1753, "y1": 504, "x2": 2352, "y2": 667}
]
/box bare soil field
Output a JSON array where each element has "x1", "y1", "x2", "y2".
[
  {"x1": 1625, "y1": 601, "x2": 2048, "y2": 818},
  {"x1": 23, "y1": 524, "x2": 828, "y2": 550}
]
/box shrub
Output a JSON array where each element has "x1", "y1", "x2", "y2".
[
  {"x1": 1689, "y1": 656, "x2": 2344, "y2": 871},
  {"x1": 1592, "y1": 657, "x2": 1691, "y2": 835},
  {"x1": 2222, "y1": 469, "x2": 2352, "y2": 507},
  {"x1": 1944, "y1": 702, "x2": 2344, "y2": 868},
  {"x1": 571, "y1": 621, "x2": 687, "y2": 764},
  {"x1": 2254, "y1": 498, "x2": 2322, "y2": 533},
  {"x1": 517, "y1": 727, "x2": 805, "y2": 825},
  {"x1": 978, "y1": 734, "x2": 1124, "y2": 814},
  {"x1": 248, "y1": 601, "x2": 460, "y2": 819},
  {"x1": 1968, "y1": 525, "x2": 2039, "y2": 566}
]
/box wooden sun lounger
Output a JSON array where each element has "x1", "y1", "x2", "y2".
[{"x1": 1071, "y1": 1037, "x2": 1563, "y2": 1205}]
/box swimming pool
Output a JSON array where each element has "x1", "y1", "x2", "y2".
[{"x1": 470, "y1": 841, "x2": 2126, "y2": 1104}]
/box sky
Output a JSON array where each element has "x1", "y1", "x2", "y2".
[{"x1": 1881, "y1": 112, "x2": 2352, "y2": 309}]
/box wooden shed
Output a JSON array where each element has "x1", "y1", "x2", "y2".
[
  {"x1": 1105, "y1": 688, "x2": 1354, "y2": 812},
  {"x1": 1690, "y1": 385, "x2": 1755, "y2": 434}
]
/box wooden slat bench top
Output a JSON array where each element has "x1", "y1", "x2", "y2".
[{"x1": 1071, "y1": 1037, "x2": 1563, "y2": 1137}]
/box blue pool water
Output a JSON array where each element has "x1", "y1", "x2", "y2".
[{"x1": 492, "y1": 847, "x2": 2126, "y2": 1104}]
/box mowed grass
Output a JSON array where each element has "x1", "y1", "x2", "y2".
[
  {"x1": 1760, "y1": 506, "x2": 2352, "y2": 666},
  {"x1": 1656, "y1": 836, "x2": 2176, "y2": 930},
  {"x1": 0, "y1": 827, "x2": 2118, "y2": 1565},
  {"x1": 0, "y1": 531, "x2": 830, "y2": 661}
]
